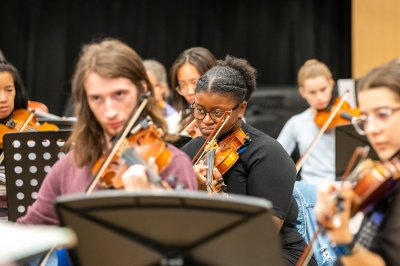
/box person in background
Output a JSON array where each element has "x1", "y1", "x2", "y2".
[
  {"x1": 143, "y1": 59, "x2": 180, "y2": 133},
  {"x1": 170, "y1": 47, "x2": 216, "y2": 137},
  {"x1": 0, "y1": 61, "x2": 29, "y2": 219},
  {"x1": 17, "y1": 38, "x2": 197, "y2": 226},
  {"x1": 0, "y1": 61, "x2": 29, "y2": 127},
  {"x1": 315, "y1": 60, "x2": 400, "y2": 266},
  {"x1": 0, "y1": 49, "x2": 6, "y2": 61},
  {"x1": 181, "y1": 55, "x2": 317, "y2": 266},
  {"x1": 277, "y1": 59, "x2": 337, "y2": 186}
]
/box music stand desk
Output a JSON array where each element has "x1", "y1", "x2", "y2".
[
  {"x1": 3, "y1": 130, "x2": 71, "y2": 221},
  {"x1": 56, "y1": 190, "x2": 284, "y2": 266},
  {"x1": 335, "y1": 124, "x2": 378, "y2": 179}
]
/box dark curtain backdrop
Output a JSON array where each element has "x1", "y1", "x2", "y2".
[{"x1": 0, "y1": 0, "x2": 351, "y2": 115}]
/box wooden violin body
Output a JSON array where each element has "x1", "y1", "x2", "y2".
[
  {"x1": 201, "y1": 127, "x2": 248, "y2": 194},
  {"x1": 0, "y1": 109, "x2": 58, "y2": 148},
  {"x1": 314, "y1": 97, "x2": 360, "y2": 130},
  {"x1": 350, "y1": 156, "x2": 400, "y2": 215},
  {"x1": 91, "y1": 122, "x2": 172, "y2": 189},
  {"x1": 213, "y1": 128, "x2": 247, "y2": 175},
  {"x1": 28, "y1": 100, "x2": 49, "y2": 113}
]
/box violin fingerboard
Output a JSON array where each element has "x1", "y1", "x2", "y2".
[
  {"x1": 205, "y1": 149, "x2": 216, "y2": 191},
  {"x1": 122, "y1": 148, "x2": 161, "y2": 185}
]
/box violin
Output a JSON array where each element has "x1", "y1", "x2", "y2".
[
  {"x1": 203, "y1": 128, "x2": 247, "y2": 194},
  {"x1": 296, "y1": 93, "x2": 358, "y2": 172},
  {"x1": 296, "y1": 150, "x2": 400, "y2": 266},
  {"x1": 346, "y1": 155, "x2": 400, "y2": 216},
  {"x1": 86, "y1": 93, "x2": 173, "y2": 194},
  {"x1": 92, "y1": 120, "x2": 172, "y2": 189},
  {"x1": 210, "y1": 127, "x2": 247, "y2": 175},
  {"x1": 180, "y1": 117, "x2": 201, "y2": 138},
  {"x1": 193, "y1": 113, "x2": 248, "y2": 194},
  {"x1": 314, "y1": 97, "x2": 360, "y2": 130},
  {"x1": 0, "y1": 109, "x2": 59, "y2": 149},
  {"x1": 28, "y1": 100, "x2": 49, "y2": 113}
]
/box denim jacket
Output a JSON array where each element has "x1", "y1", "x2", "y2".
[{"x1": 293, "y1": 181, "x2": 336, "y2": 266}]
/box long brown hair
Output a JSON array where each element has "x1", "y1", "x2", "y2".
[
  {"x1": 170, "y1": 47, "x2": 216, "y2": 112},
  {"x1": 67, "y1": 38, "x2": 166, "y2": 167},
  {"x1": 357, "y1": 59, "x2": 400, "y2": 98}
]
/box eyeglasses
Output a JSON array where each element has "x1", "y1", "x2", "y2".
[
  {"x1": 191, "y1": 103, "x2": 241, "y2": 123},
  {"x1": 352, "y1": 106, "x2": 400, "y2": 135},
  {"x1": 176, "y1": 79, "x2": 198, "y2": 95}
]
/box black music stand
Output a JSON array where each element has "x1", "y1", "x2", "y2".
[
  {"x1": 335, "y1": 124, "x2": 378, "y2": 179},
  {"x1": 56, "y1": 191, "x2": 285, "y2": 266},
  {"x1": 3, "y1": 130, "x2": 71, "y2": 221}
]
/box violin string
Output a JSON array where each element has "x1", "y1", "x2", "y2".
[
  {"x1": 193, "y1": 112, "x2": 231, "y2": 166},
  {"x1": 122, "y1": 147, "x2": 162, "y2": 186},
  {"x1": 205, "y1": 149, "x2": 216, "y2": 193},
  {"x1": 296, "y1": 92, "x2": 349, "y2": 173},
  {"x1": 191, "y1": 112, "x2": 230, "y2": 165},
  {"x1": 86, "y1": 98, "x2": 148, "y2": 194}
]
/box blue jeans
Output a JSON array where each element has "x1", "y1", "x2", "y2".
[
  {"x1": 23, "y1": 248, "x2": 71, "y2": 266},
  {"x1": 293, "y1": 181, "x2": 336, "y2": 266},
  {"x1": 23, "y1": 251, "x2": 58, "y2": 266}
]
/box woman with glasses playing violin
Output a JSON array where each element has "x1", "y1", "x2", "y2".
[
  {"x1": 315, "y1": 59, "x2": 400, "y2": 266},
  {"x1": 170, "y1": 47, "x2": 217, "y2": 138},
  {"x1": 17, "y1": 38, "x2": 197, "y2": 226},
  {"x1": 181, "y1": 55, "x2": 317, "y2": 266}
]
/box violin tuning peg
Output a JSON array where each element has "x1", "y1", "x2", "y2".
[{"x1": 219, "y1": 184, "x2": 228, "y2": 192}]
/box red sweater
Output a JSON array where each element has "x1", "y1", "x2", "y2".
[{"x1": 17, "y1": 145, "x2": 197, "y2": 225}]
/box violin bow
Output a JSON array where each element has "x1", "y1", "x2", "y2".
[
  {"x1": 192, "y1": 112, "x2": 231, "y2": 166},
  {"x1": 341, "y1": 146, "x2": 370, "y2": 181},
  {"x1": 295, "y1": 91, "x2": 349, "y2": 173},
  {"x1": 180, "y1": 118, "x2": 197, "y2": 136},
  {"x1": 86, "y1": 95, "x2": 149, "y2": 195},
  {"x1": 296, "y1": 146, "x2": 370, "y2": 266}
]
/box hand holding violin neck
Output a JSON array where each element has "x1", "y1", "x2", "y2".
[{"x1": 122, "y1": 148, "x2": 162, "y2": 186}]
